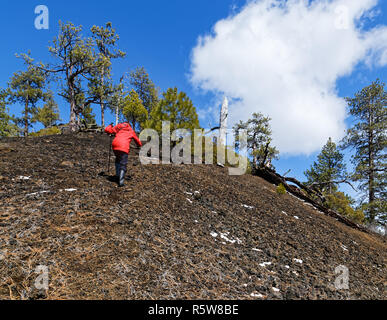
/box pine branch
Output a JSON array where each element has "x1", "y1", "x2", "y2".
[{"x1": 308, "y1": 179, "x2": 358, "y2": 192}]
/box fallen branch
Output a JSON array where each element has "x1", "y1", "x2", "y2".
[
  {"x1": 252, "y1": 167, "x2": 368, "y2": 233},
  {"x1": 205, "y1": 126, "x2": 220, "y2": 135}
]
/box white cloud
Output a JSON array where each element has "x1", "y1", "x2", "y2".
[{"x1": 190, "y1": 0, "x2": 387, "y2": 155}]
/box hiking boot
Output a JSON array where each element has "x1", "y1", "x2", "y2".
[{"x1": 119, "y1": 169, "x2": 126, "y2": 187}]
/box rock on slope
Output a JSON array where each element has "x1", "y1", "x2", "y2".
[{"x1": 0, "y1": 133, "x2": 386, "y2": 300}]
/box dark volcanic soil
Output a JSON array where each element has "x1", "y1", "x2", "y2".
[{"x1": 0, "y1": 133, "x2": 386, "y2": 300}]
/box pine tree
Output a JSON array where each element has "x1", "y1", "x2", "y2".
[
  {"x1": 147, "y1": 87, "x2": 200, "y2": 133},
  {"x1": 325, "y1": 192, "x2": 365, "y2": 224},
  {"x1": 8, "y1": 64, "x2": 48, "y2": 137},
  {"x1": 129, "y1": 67, "x2": 158, "y2": 117},
  {"x1": 81, "y1": 104, "x2": 96, "y2": 125},
  {"x1": 0, "y1": 89, "x2": 19, "y2": 137},
  {"x1": 305, "y1": 137, "x2": 347, "y2": 194},
  {"x1": 122, "y1": 89, "x2": 147, "y2": 131},
  {"x1": 108, "y1": 76, "x2": 126, "y2": 126},
  {"x1": 342, "y1": 79, "x2": 387, "y2": 224},
  {"x1": 90, "y1": 22, "x2": 126, "y2": 127},
  {"x1": 233, "y1": 113, "x2": 279, "y2": 169},
  {"x1": 22, "y1": 21, "x2": 103, "y2": 131},
  {"x1": 33, "y1": 94, "x2": 60, "y2": 128}
]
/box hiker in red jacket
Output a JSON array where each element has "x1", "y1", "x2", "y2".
[{"x1": 105, "y1": 122, "x2": 142, "y2": 187}]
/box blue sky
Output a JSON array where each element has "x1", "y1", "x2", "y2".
[{"x1": 1, "y1": 0, "x2": 386, "y2": 199}]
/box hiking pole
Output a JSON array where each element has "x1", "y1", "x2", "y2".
[{"x1": 108, "y1": 135, "x2": 113, "y2": 175}]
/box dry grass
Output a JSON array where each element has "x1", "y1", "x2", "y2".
[{"x1": 0, "y1": 133, "x2": 385, "y2": 300}]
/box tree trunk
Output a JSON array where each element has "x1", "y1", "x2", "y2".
[
  {"x1": 368, "y1": 108, "x2": 375, "y2": 221},
  {"x1": 219, "y1": 97, "x2": 228, "y2": 146},
  {"x1": 252, "y1": 145, "x2": 257, "y2": 169},
  {"x1": 115, "y1": 105, "x2": 119, "y2": 126},
  {"x1": 69, "y1": 100, "x2": 78, "y2": 132},
  {"x1": 100, "y1": 69, "x2": 105, "y2": 127},
  {"x1": 68, "y1": 79, "x2": 77, "y2": 131},
  {"x1": 369, "y1": 133, "x2": 375, "y2": 221},
  {"x1": 253, "y1": 167, "x2": 368, "y2": 233},
  {"x1": 101, "y1": 102, "x2": 105, "y2": 127},
  {"x1": 24, "y1": 98, "x2": 29, "y2": 137}
]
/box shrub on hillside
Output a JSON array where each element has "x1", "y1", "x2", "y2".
[
  {"x1": 276, "y1": 183, "x2": 286, "y2": 195},
  {"x1": 29, "y1": 126, "x2": 61, "y2": 137},
  {"x1": 325, "y1": 192, "x2": 365, "y2": 224}
]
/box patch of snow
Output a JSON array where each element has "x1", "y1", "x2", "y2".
[
  {"x1": 210, "y1": 232, "x2": 218, "y2": 238},
  {"x1": 272, "y1": 287, "x2": 280, "y2": 293},
  {"x1": 281, "y1": 211, "x2": 288, "y2": 216},
  {"x1": 341, "y1": 245, "x2": 348, "y2": 252},
  {"x1": 259, "y1": 262, "x2": 272, "y2": 267},
  {"x1": 26, "y1": 191, "x2": 50, "y2": 197},
  {"x1": 186, "y1": 198, "x2": 193, "y2": 204},
  {"x1": 62, "y1": 188, "x2": 77, "y2": 192},
  {"x1": 293, "y1": 271, "x2": 299, "y2": 276},
  {"x1": 243, "y1": 284, "x2": 248, "y2": 287},
  {"x1": 185, "y1": 192, "x2": 193, "y2": 195},
  {"x1": 284, "y1": 265, "x2": 290, "y2": 269},
  {"x1": 194, "y1": 220, "x2": 198, "y2": 223},
  {"x1": 293, "y1": 216, "x2": 300, "y2": 220},
  {"x1": 242, "y1": 204, "x2": 254, "y2": 210},
  {"x1": 293, "y1": 258, "x2": 303, "y2": 264},
  {"x1": 250, "y1": 292, "x2": 264, "y2": 298},
  {"x1": 18, "y1": 176, "x2": 31, "y2": 180},
  {"x1": 252, "y1": 248, "x2": 262, "y2": 252},
  {"x1": 220, "y1": 232, "x2": 242, "y2": 244}
]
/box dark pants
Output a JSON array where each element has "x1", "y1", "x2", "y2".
[{"x1": 114, "y1": 150, "x2": 128, "y2": 175}]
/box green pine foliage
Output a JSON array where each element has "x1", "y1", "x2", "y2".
[
  {"x1": 0, "y1": 89, "x2": 19, "y2": 137},
  {"x1": 325, "y1": 192, "x2": 365, "y2": 224},
  {"x1": 33, "y1": 95, "x2": 60, "y2": 128},
  {"x1": 276, "y1": 183, "x2": 287, "y2": 195},
  {"x1": 81, "y1": 104, "x2": 96, "y2": 125},
  {"x1": 233, "y1": 113, "x2": 279, "y2": 169},
  {"x1": 90, "y1": 22, "x2": 126, "y2": 127},
  {"x1": 8, "y1": 64, "x2": 48, "y2": 137},
  {"x1": 341, "y1": 79, "x2": 387, "y2": 224},
  {"x1": 305, "y1": 137, "x2": 347, "y2": 194},
  {"x1": 20, "y1": 21, "x2": 106, "y2": 131},
  {"x1": 129, "y1": 67, "x2": 159, "y2": 117},
  {"x1": 146, "y1": 87, "x2": 201, "y2": 133},
  {"x1": 108, "y1": 76, "x2": 126, "y2": 125},
  {"x1": 122, "y1": 89, "x2": 148, "y2": 131},
  {"x1": 29, "y1": 126, "x2": 61, "y2": 137}
]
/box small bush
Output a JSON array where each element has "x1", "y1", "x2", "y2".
[
  {"x1": 276, "y1": 183, "x2": 286, "y2": 195},
  {"x1": 30, "y1": 126, "x2": 61, "y2": 137},
  {"x1": 325, "y1": 192, "x2": 365, "y2": 224}
]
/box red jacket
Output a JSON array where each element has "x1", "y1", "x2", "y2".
[{"x1": 105, "y1": 123, "x2": 142, "y2": 154}]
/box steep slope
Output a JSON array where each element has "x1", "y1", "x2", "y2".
[{"x1": 0, "y1": 133, "x2": 386, "y2": 300}]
